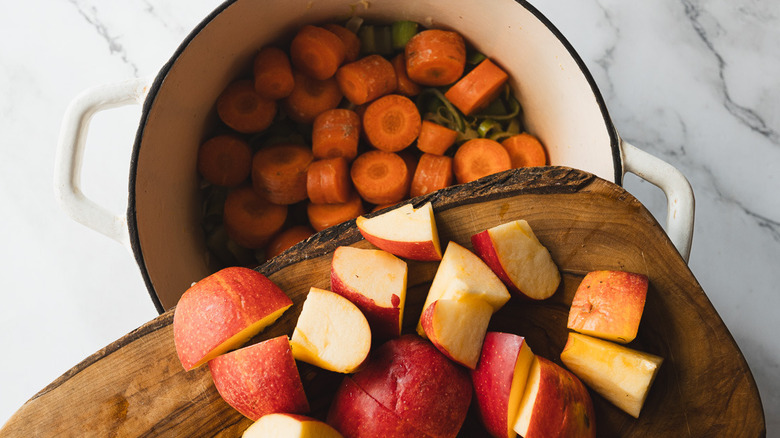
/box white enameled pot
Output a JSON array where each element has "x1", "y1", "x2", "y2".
[{"x1": 55, "y1": 0, "x2": 694, "y2": 313}]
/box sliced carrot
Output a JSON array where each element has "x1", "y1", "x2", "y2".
[
  {"x1": 391, "y1": 53, "x2": 422, "y2": 97},
  {"x1": 410, "y1": 153, "x2": 453, "y2": 197},
  {"x1": 416, "y1": 120, "x2": 458, "y2": 155},
  {"x1": 322, "y1": 23, "x2": 361, "y2": 62},
  {"x1": 251, "y1": 143, "x2": 314, "y2": 205},
  {"x1": 502, "y1": 133, "x2": 548, "y2": 168},
  {"x1": 312, "y1": 108, "x2": 361, "y2": 160},
  {"x1": 307, "y1": 157, "x2": 353, "y2": 204},
  {"x1": 197, "y1": 135, "x2": 252, "y2": 187},
  {"x1": 307, "y1": 191, "x2": 365, "y2": 232},
  {"x1": 405, "y1": 29, "x2": 466, "y2": 86},
  {"x1": 289, "y1": 25, "x2": 346, "y2": 80},
  {"x1": 362, "y1": 94, "x2": 421, "y2": 152},
  {"x1": 266, "y1": 225, "x2": 316, "y2": 258},
  {"x1": 444, "y1": 58, "x2": 509, "y2": 116},
  {"x1": 336, "y1": 54, "x2": 397, "y2": 106},
  {"x1": 452, "y1": 138, "x2": 511, "y2": 184},
  {"x1": 350, "y1": 150, "x2": 410, "y2": 205},
  {"x1": 253, "y1": 46, "x2": 295, "y2": 100},
  {"x1": 223, "y1": 185, "x2": 287, "y2": 248},
  {"x1": 216, "y1": 80, "x2": 277, "y2": 134},
  {"x1": 283, "y1": 72, "x2": 343, "y2": 124}
]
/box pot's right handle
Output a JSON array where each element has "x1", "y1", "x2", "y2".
[
  {"x1": 54, "y1": 77, "x2": 153, "y2": 251},
  {"x1": 621, "y1": 140, "x2": 695, "y2": 262}
]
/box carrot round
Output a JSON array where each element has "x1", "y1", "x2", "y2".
[
  {"x1": 322, "y1": 23, "x2": 361, "y2": 62},
  {"x1": 312, "y1": 108, "x2": 361, "y2": 160},
  {"x1": 405, "y1": 29, "x2": 466, "y2": 86},
  {"x1": 336, "y1": 54, "x2": 397, "y2": 106},
  {"x1": 216, "y1": 80, "x2": 277, "y2": 134},
  {"x1": 452, "y1": 138, "x2": 511, "y2": 184},
  {"x1": 266, "y1": 225, "x2": 315, "y2": 258},
  {"x1": 350, "y1": 150, "x2": 410, "y2": 205},
  {"x1": 501, "y1": 133, "x2": 548, "y2": 168},
  {"x1": 283, "y1": 72, "x2": 343, "y2": 124},
  {"x1": 391, "y1": 53, "x2": 422, "y2": 97},
  {"x1": 253, "y1": 46, "x2": 295, "y2": 100},
  {"x1": 223, "y1": 185, "x2": 287, "y2": 248},
  {"x1": 362, "y1": 94, "x2": 421, "y2": 152},
  {"x1": 307, "y1": 157, "x2": 353, "y2": 204},
  {"x1": 252, "y1": 143, "x2": 314, "y2": 205},
  {"x1": 416, "y1": 120, "x2": 458, "y2": 155},
  {"x1": 197, "y1": 135, "x2": 252, "y2": 187},
  {"x1": 444, "y1": 58, "x2": 509, "y2": 116},
  {"x1": 307, "y1": 191, "x2": 365, "y2": 232},
  {"x1": 289, "y1": 25, "x2": 346, "y2": 80},
  {"x1": 410, "y1": 153, "x2": 453, "y2": 197}
]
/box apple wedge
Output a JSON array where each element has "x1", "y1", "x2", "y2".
[
  {"x1": 173, "y1": 266, "x2": 293, "y2": 370},
  {"x1": 567, "y1": 270, "x2": 649, "y2": 343},
  {"x1": 208, "y1": 335, "x2": 309, "y2": 421},
  {"x1": 290, "y1": 288, "x2": 371, "y2": 373},
  {"x1": 471, "y1": 219, "x2": 561, "y2": 300},
  {"x1": 419, "y1": 297, "x2": 493, "y2": 369},
  {"x1": 470, "y1": 332, "x2": 535, "y2": 438},
  {"x1": 560, "y1": 332, "x2": 663, "y2": 418},
  {"x1": 330, "y1": 246, "x2": 408, "y2": 340},
  {"x1": 355, "y1": 202, "x2": 442, "y2": 261},
  {"x1": 243, "y1": 413, "x2": 344, "y2": 438}
]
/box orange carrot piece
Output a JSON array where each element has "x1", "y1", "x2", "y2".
[
  {"x1": 416, "y1": 120, "x2": 458, "y2": 155},
  {"x1": 251, "y1": 143, "x2": 314, "y2": 205},
  {"x1": 350, "y1": 150, "x2": 410, "y2": 205},
  {"x1": 336, "y1": 54, "x2": 397, "y2": 106},
  {"x1": 398, "y1": 149, "x2": 419, "y2": 196},
  {"x1": 223, "y1": 185, "x2": 288, "y2": 248},
  {"x1": 362, "y1": 94, "x2": 421, "y2": 152},
  {"x1": 501, "y1": 133, "x2": 548, "y2": 168},
  {"x1": 216, "y1": 80, "x2": 277, "y2": 134},
  {"x1": 266, "y1": 225, "x2": 315, "y2": 258},
  {"x1": 405, "y1": 29, "x2": 466, "y2": 86},
  {"x1": 253, "y1": 46, "x2": 295, "y2": 100},
  {"x1": 452, "y1": 138, "x2": 511, "y2": 184},
  {"x1": 307, "y1": 191, "x2": 365, "y2": 232},
  {"x1": 197, "y1": 135, "x2": 252, "y2": 187},
  {"x1": 289, "y1": 25, "x2": 346, "y2": 80},
  {"x1": 444, "y1": 58, "x2": 509, "y2": 116},
  {"x1": 322, "y1": 23, "x2": 361, "y2": 62},
  {"x1": 410, "y1": 153, "x2": 453, "y2": 197},
  {"x1": 312, "y1": 108, "x2": 361, "y2": 160},
  {"x1": 391, "y1": 53, "x2": 422, "y2": 97},
  {"x1": 283, "y1": 72, "x2": 343, "y2": 124},
  {"x1": 307, "y1": 157, "x2": 353, "y2": 204}
]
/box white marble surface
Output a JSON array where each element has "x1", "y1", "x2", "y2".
[{"x1": 1, "y1": 0, "x2": 777, "y2": 434}]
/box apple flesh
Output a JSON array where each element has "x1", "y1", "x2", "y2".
[
  {"x1": 290, "y1": 287, "x2": 371, "y2": 373},
  {"x1": 208, "y1": 335, "x2": 309, "y2": 421},
  {"x1": 471, "y1": 219, "x2": 561, "y2": 300},
  {"x1": 419, "y1": 297, "x2": 493, "y2": 369},
  {"x1": 243, "y1": 413, "x2": 344, "y2": 438},
  {"x1": 355, "y1": 202, "x2": 443, "y2": 261},
  {"x1": 560, "y1": 332, "x2": 663, "y2": 418},
  {"x1": 173, "y1": 266, "x2": 293, "y2": 370},
  {"x1": 330, "y1": 246, "x2": 408, "y2": 340},
  {"x1": 567, "y1": 270, "x2": 649, "y2": 344},
  {"x1": 470, "y1": 332, "x2": 535, "y2": 438}
]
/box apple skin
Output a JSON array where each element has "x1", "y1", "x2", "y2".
[
  {"x1": 208, "y1": 335, "x2": 309, "y2": 421},
  {"x1": 244, "y1": 413, "x2": 344, "y2": 437},
  {"x1": 350, "y1": 335, "x2": 472, "y2": 438},
  {"x1": 470, "y1": 230, "x2": 516, "y2": 293},
  {"x1": 567, "y1": 270, "x2": 649, "y2": 344},
  {"x1": 355, "y1": 202, "x2": 442, "y2": 262},
  {"x1": 419, "y1": 298, "x2": 492, "y2": 369},
  {"x1": 173, "y1": 266, "x2": 293, "y2": 370}
]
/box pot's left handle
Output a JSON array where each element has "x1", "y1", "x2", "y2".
[{"x1": 54, "y1": 77, "x2": 153, "y2": 251}]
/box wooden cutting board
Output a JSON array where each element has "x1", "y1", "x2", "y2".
[{"x1": 1, "y1": 167, "x2": 765, "y2": 437}]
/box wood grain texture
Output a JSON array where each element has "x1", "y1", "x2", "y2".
[{"x1": 1, "y1": 167, "x2": 764, "y2": 437}]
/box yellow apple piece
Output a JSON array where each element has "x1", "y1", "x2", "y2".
[
  {"x1": 471, "y1": 219, "x2": 561, "y2": 300},
  {"x1": 567, "y1": 270, "x2": 649, "y2": 343},
  {"x1": 173, "y1": 266, "x2": 293, "y2": 370},
  {"x1": 355, "y1": 202, "x2": 443, "y2": 261},
  {"x1": 560, "y1": 332, "x2": 663, "y2": 418},
  {"x1": 290, "y1": 288, "x2": 371, "y2": 373},
  {"x1": 243, "y1": 413, "x2": 343, "y2": 438},
  {"x1": 419, "y1": 297, "x2": 493, "y2": 369}
]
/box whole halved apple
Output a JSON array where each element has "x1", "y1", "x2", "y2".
[
  {"x1": 243, "y1": 413, "x2": 344, "y2": 438},
  {"x1": 419, "y1": 297, "x2": 493, "y2": 369},
  {"x1": 355, "y1": 202, "x2": 442, "y2": 261}
]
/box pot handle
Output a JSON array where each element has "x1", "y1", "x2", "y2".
[
  {"x1": 621, "y1": 140, "x2": 695, "y2": 262},
  {"x1": 54, "y1": 77, "x2": 153, "y2": 251}
]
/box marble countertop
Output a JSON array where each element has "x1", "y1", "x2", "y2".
[{"x1": 1, "y1": 0, "x2": 777, "y2": 433}]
